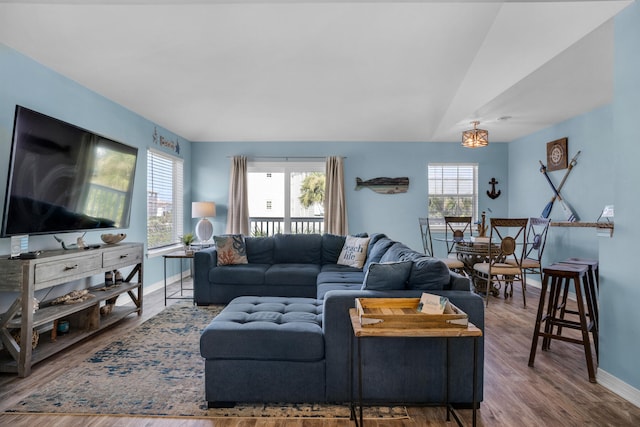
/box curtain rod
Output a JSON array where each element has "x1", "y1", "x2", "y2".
[{"x1": 227, "y1": 156, "x2": 346, "y2": 160}]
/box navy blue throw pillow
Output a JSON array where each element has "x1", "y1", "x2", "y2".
[{"x1": 361, "y1": 261, "x2": 413, "y2": 290}]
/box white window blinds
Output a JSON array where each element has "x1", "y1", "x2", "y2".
[
  {"x1": 428, "y1": 163, "x2": 478, "y2": 221},
  {"x1": 147, "y1": 149, "x2": 183, "y2": 249}
]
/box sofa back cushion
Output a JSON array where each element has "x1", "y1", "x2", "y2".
[
  {"x1": 273, "y1": 233, "x2": 322, "y2": 264},
  {"x1": 245, "y1": 236, "x2": 274, "y2": 264},
  {"x1": 407, "y1": 257, "x2": 451, "y2": 290},
  {"x1": 322, "y1": 234, "x2": 346, "y2": 265},
  {"x1": 364, "y1": 237, "x2": 394, "y2": 270},
  {"x1": 379, "y1": 242, "x2": 419, "y2": 263}
]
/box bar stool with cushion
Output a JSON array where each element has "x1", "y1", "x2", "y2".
[
  {"x1": 528, "y1": 263, "x2": 598, "y2": 383},
  {"x1": 472, "y1": 218, "x2": 528, "y2": 307},
  {"x1": 418, "y1": 217, "x2": 465, "y2": 273}
]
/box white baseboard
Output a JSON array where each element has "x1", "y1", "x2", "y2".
[
  {"x1": 526, "y1": 278, "x2": 541, "y2": 290},
  {"x1": 597, "y1": 368, "x2": 640, "y2": 408}
]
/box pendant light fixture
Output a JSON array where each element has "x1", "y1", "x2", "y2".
[{"x1": 461, "y1": 121, "x2": 489, "y2": 148}]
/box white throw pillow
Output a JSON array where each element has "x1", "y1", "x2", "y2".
[{"x1": 337, "y1": 235, "x2": 371, "y2": 269}]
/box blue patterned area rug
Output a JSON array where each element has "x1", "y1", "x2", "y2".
[{"x1": 5, "y1": 302, "x2": 408, "y2": 420}]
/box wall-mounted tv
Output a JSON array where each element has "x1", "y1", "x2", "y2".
[{"x1": 1, "y1": 106, "x2": 138, "y2": 237}]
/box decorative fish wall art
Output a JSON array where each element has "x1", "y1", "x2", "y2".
[{"x1": 355, "y1": 177, "x2": 409, "y2": 194}]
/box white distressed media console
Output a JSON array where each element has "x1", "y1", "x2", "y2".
[{"x1": 0, "y1": 242, "x2": 143, "y2": 377}]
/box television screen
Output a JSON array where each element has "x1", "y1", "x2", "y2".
[{"x1": 1, "y1": 106, "x2": 138, "y2": 237}]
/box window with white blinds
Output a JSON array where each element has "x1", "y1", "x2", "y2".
[
  {"x1": 428, "y1": 163, "x2": 478, "y2": 222},
  {"x1": 147, "y1": 149, "x2": 184, "y2": 249}
]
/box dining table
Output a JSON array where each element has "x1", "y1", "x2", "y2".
[{"x1": 454, "y1": 240, "x2": 502, "y2": 297}]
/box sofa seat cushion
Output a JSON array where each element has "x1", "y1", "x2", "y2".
[
  {"x1": 317, "y1": 270, "x2": 365, "y2": 284},
  {"x1": 320, "y1": 263, "x2": 363, "y2": 274},
  {"x1": 210, "y1": 263, "x2": 270, "y2": 285},
  {"x1": 316, "y1": 282, "x2": 362, "y2": 299},
  {"x1": 265, "y1": 264, "x2": 321, "y2": 286},
  {"x1": 200, "y1": 296, "x2": 324, "y2": 362}
]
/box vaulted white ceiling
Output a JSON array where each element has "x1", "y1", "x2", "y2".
[{"x1": 0, "y1": 1, "x2": 633, "y2": 143}]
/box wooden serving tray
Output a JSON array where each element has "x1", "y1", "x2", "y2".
[{"x1": 355, "y1": 297, "x2": 468, "y2": 329}]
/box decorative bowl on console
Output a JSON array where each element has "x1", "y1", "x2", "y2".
[{"x1": 101, "y1": 233, "x2": 127, "y2": 244}]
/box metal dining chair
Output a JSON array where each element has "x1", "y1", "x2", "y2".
[
  {"x1": 473, "y1": 218, "x2": 528, "y2": 306},
  {"x1": 418, "y1": 217, "x2": 435, "y2": 257},
  {"x1": 505, "y1": 217, "x2": 550, "y2": 287},
  {"x1": 444, "y1": 216, "x2": 473, "y2": 255},
  {"x1": 418, "y1": 217, "x2": 465, "y2": 273}
]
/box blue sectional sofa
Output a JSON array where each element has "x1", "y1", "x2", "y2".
[{"x1": 195, "y1": 233, "x2": 484, "y2": 407}]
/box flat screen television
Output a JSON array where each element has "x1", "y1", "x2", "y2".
[{"x1": 1, "y1": 106, "x2": 138, "y2": 237}]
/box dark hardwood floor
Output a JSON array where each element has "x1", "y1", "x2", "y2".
[{"x1": 1, "y1": 280, "x2": 639, "y2": 426}]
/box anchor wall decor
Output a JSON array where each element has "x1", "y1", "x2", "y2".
[{"x1": 487, "y1": 177, "x2": 501, "y2": 199}]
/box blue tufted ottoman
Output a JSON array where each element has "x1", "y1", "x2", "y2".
[{"x1": 200, "y1": 296, "x2": 326, "y2": 406}]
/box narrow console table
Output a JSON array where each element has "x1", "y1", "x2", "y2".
[
  {"x1": 163, "y1": 250, "x2": 194, "y2": 305},
  {"x1": 348, "y1": 308, "x2": 482, "y2": 427},
  {"x1": 0, "y1": 242, "x2": 143, "y2": 377}
]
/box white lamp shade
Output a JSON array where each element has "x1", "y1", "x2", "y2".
[{"x1": 192, "y1": 201, "x2": 216, "y2": 218}]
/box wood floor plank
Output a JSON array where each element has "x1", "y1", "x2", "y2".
[{"x1": 1, "y1": 280, "x2": 639, "y2": 426}]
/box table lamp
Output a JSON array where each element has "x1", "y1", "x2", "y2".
[{"x1": 192, "y1": 201, "x2": 216, "y2": 242}]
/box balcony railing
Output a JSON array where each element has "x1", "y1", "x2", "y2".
[{"x1": 250, "y1": 217, "x2": 324, "y2": 237}]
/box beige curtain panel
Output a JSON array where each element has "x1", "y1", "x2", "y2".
[
  {"x1": 324, "y1": 156, "x2": 348, "y2": 235},
  {"x1": 226, "y1": 155, "x2": 250, "y2": 235}
]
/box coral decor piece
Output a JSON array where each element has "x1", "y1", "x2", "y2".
[
  {"x1": 50, "y1": 289, "x2": 94, "y2": 305},
  {"x1": 11, "y1": 329, "x2": 39, "y2": 350}
]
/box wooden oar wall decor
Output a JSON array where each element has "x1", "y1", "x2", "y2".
[
  {"x1": 540, "y1": 150, "x2": 580, "y2": 219},
  {"x1": 539, "y1": 150, "x2": 581, "y2": 221}
]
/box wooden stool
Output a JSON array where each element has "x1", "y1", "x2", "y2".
[
  {"x1": 561, "y1": 257, "x2": 599, "y2": 289},
  {"x1": 528, "y1": 263, "x2": 598, "y2": 383},
  {"x1": 559, "y1": 257, "x2": 599, "y2": 358}
]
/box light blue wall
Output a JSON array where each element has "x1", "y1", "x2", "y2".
[
  {"x1": 604, "y1": 0, "x2": 640, "y2": 390},
  {"x1": 508, "y1": 1, "x2": 640, "y2": 393},
  {"x1": 191, "y1": 140, "x2": 508, "y2": 253},
  {"x1": 508, "y1": 105, "x2": 613, "y2": 265},
  {"x1": 0, "y1": 44, "x2": 193, "y2": 302}
]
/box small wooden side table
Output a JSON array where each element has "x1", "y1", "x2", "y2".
[
  {"x1": 163, "y1": 250, "x2": 195, "y2": 305},
  {"x1": 348, "y1": 308, "x2": 482, "y2": 427}
]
